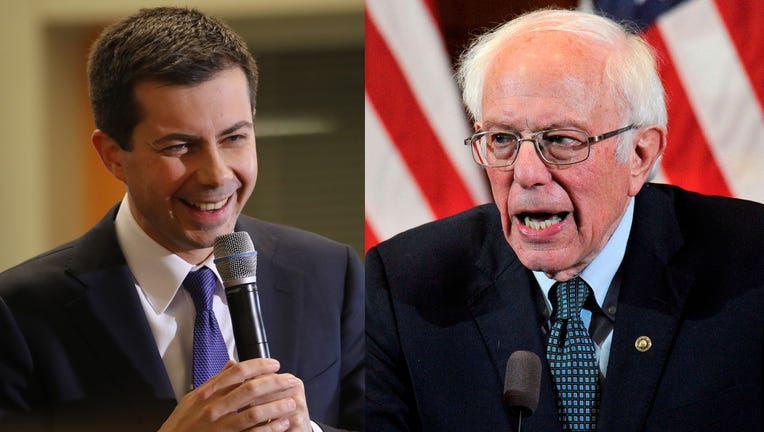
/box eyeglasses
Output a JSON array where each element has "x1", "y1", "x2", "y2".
[{"x1": 464, "y1": 124, "x2": 636, "y2": 168}]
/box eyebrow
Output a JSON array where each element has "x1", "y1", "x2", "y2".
[
  {"x1": 481, "y1": 121, "x2": 515, "y2": 131},
  {"x1": 219, "y1": 120, "x2": 254, "y2": 138},
  {"x1": 150, "y1": 120, "x2": 254, "y2": 147},
  {"x1": 481, "y1": 121, "x2": 586, "y2": 131}
]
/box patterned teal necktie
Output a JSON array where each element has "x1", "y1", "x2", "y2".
[
  {"x1": 184, "y1": 267, "x2": 230, "y2": 388},
  {"x1": 546, "y1": 276, "x2": 600, "y2": 431}
]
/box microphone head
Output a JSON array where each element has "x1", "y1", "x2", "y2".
[
  {"x1": 503, "y1": 350, "x2": 541, "y2": 417},
  {"x1": 213, "y1": 232, "x2": 258, "y2": 287}
]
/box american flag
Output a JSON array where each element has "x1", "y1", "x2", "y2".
[{"x1": 365, "y1": 0, "x2": 764, "y2": 251}]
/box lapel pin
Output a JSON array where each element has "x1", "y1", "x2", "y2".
[{"x1": 635, "y1": 336, "x2": 652, "y2": 352}]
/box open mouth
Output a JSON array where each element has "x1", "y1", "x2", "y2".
[
  {"x1": 183, "y1": 197, "x2": 229, "y2": 212},
  {"x1": 518, "y1": 212, "x2": 568, "y2": 230}
]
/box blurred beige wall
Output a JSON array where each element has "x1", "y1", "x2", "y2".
[{"x1": 0, "y1": 0, "x2": 363, "y2": 270}]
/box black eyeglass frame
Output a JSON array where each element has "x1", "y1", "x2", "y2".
[{"x1": 464, "y1": 124, "x2": 636, "y2": 168}]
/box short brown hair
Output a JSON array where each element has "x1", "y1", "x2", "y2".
[{"x1": 87, "y1": 7, "x2": 258, "y2": 150}]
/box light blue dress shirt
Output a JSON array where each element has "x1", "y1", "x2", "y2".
[{"x1": 533, "y1": 197, "x2": 634, "y2": 376}]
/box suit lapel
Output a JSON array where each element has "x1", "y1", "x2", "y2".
[
  {"x1": 64, "y1": 207, "x2": 175, "y2": 400},
  {"x1": 52, "y1": 208, "x2": 310, "y2": 402},
  {"x1": 466, "y1": 211, "x2": 562, "y2": 431},
  {"x1": 598, "y1": 185, "x2": 694, "y2": 431}
]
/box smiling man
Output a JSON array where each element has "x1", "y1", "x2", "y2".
[
  {"x1": 366, "y1": 9, "x2": 764, "y2": 432},
  {"x1": 0, "y1": 7, "x2": 362, "y2": 432}
]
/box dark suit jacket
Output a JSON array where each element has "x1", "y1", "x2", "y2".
[
  {"x1": 0, "y1": 204, "x2": 364, "y2": 431},
  {"x1": 366, "y1": 183, "x2": 764, "y2": 431}
]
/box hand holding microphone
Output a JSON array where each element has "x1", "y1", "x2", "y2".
[{"x1": 159, "y1": 232, "x2": 313, "y2": 431}]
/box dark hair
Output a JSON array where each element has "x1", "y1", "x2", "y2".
[{"x1": 87, "y1": 7, "x2": 258, "y2": 150}]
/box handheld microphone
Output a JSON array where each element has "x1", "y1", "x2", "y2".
[
  {"x1": 503, "y1": 350, "x2": 541, "y2": 431},
  {"x1": 213, "y1": 232, "x2": 270, "y2": 359}
]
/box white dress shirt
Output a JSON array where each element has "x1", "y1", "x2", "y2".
[
  {"x1": 114, "y1": 196, "x2": 237, "y2": 400},
  {"x1": 534, "y1": 197, "x2": 634, "y2": 376}
]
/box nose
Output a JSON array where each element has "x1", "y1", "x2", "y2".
[
  {"x1": 511, "y1": 138, "x2": 552, "y2": 188},
  {"x1": 196, "y1": 145, "x2": 232, "y2": 186}
]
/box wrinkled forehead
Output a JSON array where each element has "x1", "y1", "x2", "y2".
[
  {"x1": 489, "y1": 32, "x2": 612, "y2": 91},
  {"x1": 481, "y1": 31, "x2": 622, "y2": 125}
]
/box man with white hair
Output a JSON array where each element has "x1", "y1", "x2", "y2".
[{"x1": 366, "y1": 8, "x2": 763, "y2": 431}]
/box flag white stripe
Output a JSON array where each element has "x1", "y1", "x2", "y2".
[
  {"x1": 365, "y1": 96, "x2": 435, "y2": 239},
  {"x1": 659, "y1": 0, "x2": 764, "y2": 202},
  {"x1": 578, "y1": 1, "x2": 675, "y2": 186},
  {"x1": 367, "y1": 0, "x2": 491, "y2": 205}
]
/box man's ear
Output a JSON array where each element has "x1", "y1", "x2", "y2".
[
  {"x1": 628, "y1": 125, "x2": 666, "y2": 196},
  {"x1": 92, "y1": 129, "x2": 126, "y2": 182}
]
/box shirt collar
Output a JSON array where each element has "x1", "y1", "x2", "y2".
[
  {"x1": 533, "y1": 197, "x2": 634, "y2": 309},
  {"x1": 115, "y1": 195, "x2": 221, "y2": 314}
]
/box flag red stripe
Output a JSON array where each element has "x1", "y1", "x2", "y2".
[
  {"x1": 645, "y1": 26, "x2": 732, "y2": 197},
  {"x1": 420, "y1": 0, "x2": 443, "y2": 33},
  {"x1": 365, "y1": 12, "x2": 476, "y2": 218},
  {"x1": 365, "y1": 218, "x2": 380, "y2": 253},
  {"x1": 712, "y1": 0, "x2": 764, "y2": 109}
]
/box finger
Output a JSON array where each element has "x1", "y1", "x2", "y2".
[
  {"x1": 245, "y1": 418, "x2": 290, "y2": 432},
  {"x1": 225, "y1": 374, "x2": 298, "y2": 411},
  {"x1": 249, "y1": 374, "x2": 305, "y2": 406},
  {"x1": 220, "y1": 397, "x2": 297, "y2": 431},
  {"x1": 235, "y1": 373, "x2": 306, "y2": 411},
  {"x1": 204, "y1": 358, "x2": 281, "y2": 394},
  {"x1": 255, "y1": 376, "x2": 310, "y2": 432}
]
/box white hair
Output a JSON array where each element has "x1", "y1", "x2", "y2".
[{"x1": 456, "y1": 9, "x2": 667, "y2": 161}]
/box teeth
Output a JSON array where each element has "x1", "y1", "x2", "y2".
[
  {"x1": 189, "y1": 197, "x2": 228, "y2": 211},
  {"x1": 523, "y1": 214, "x2": 562, "y2": 230}
]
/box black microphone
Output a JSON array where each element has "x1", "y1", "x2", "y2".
[
  {"x1": 503, "y1": 350, "x2": 541, "y2": 431},
  {"x1": 213, "y1": 231, "x2": 270, "y2": 359}
]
